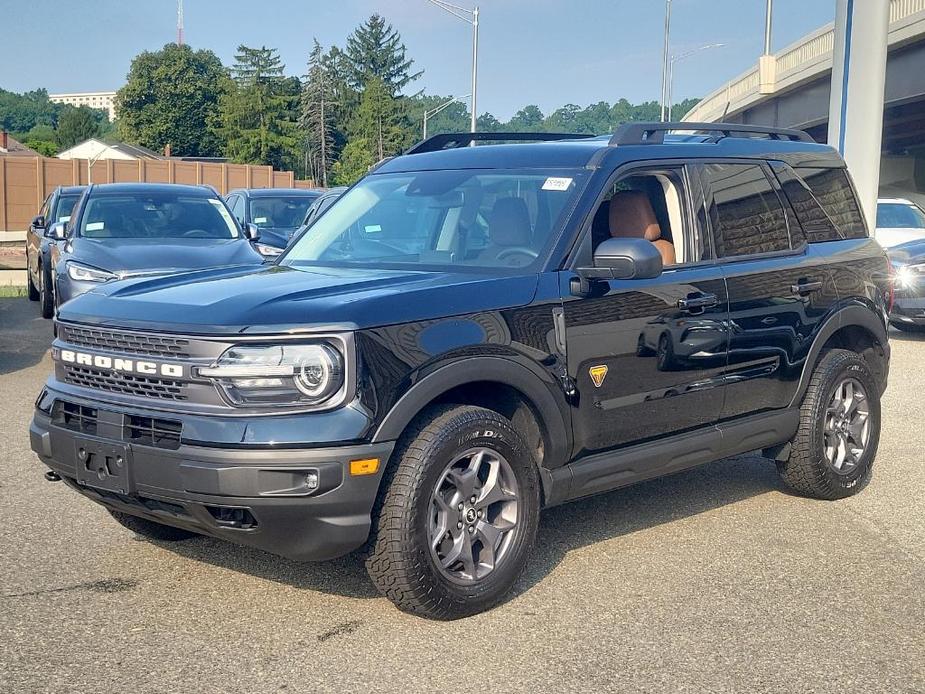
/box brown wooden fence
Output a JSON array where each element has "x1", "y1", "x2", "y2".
[{"x1": 0, "y1": 156, "x2": 314, "y2": 231}]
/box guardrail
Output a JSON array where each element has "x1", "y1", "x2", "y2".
[{"x1": 685, "y1": 0, "x2": 925, "y2": 122}]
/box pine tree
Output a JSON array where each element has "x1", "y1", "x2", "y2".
[
  {"x1": 345, "y1": 14, "x2": 422, "y2": 95},
  {"x1": 216, "y1": 45, "x2": 300, "y2": 168},
  {"x1": 349, "y1": 77, "x2": 406, "y2": 160},
  {"x1": 301, "y1": 40, "x2": 337, "y2": 187}
]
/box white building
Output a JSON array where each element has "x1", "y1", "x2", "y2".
[
  {"x1": 49, "y1": 91, "x2": 118, "y2": 121},
  {"x1": 57, "y1": 138, "x2": 162, "y2": 161}
]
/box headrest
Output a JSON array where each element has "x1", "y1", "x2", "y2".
[
  {"x1": 609, "y1": 190, "x2": 662, "y2": 241},
  {"x1": 488, "y1": 197, "x2": 531, "y2": 247}
]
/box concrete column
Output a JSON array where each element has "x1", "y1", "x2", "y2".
[{"x1": 827, "y1": 0, "x2": 890, "y2": 234}]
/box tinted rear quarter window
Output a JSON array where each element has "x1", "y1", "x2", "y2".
[
  {"x1": 702, "y1": 163, "x2": 792, "y2": 257},
  {"x1": 779, "y1": 166, "x2": 867, "y2": 241}
]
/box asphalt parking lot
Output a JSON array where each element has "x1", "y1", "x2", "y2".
[{"x1": 1, "y1": 296, "x2": 923, "y2": 694}]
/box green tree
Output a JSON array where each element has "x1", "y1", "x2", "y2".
[
  {"x1": 116, "y1": 43, "x2": 226, "y2": 157},
  {"x1": 56, "y1": 106, "x2": 101, "y2": 148},
  {"x1": 508, "y1": 105, "x2": 544, "y2": 131},
  {"x1": 347, "y1": 77, "x2": 406, "y2": 160},
  {"x1": 476, "y1": 112, "x2": 503, "y2": 132},
  {"x1": 0, "y1": 88, "x2": 59, "y2": 134},
  {"x1": 24, "y1": 139, "x2": 57, "y2": 156},
  {"x1": 345, "y1": 14, "x2": 422, "y2": 95},
  {"x1": 216, "y1": 45, "x2": 300, "y2": 168},
  {"x1": 330, "y1": 137, "x2": 375, "y2": 185},
  {"x1": 301, "y1": 39, "x2": 338, "y2": 186}
]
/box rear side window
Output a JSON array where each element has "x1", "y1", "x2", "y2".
[
  {"x1": 778, "y1": 166, "x2": 867, "y2": 241},
  {"x1": 702, "y1": 163, "x2": 793, "y2": 258}
]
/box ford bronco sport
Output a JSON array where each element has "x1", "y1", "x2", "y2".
[{"x1": 30, "y1": 123, "x2": 891, "y2": 619}]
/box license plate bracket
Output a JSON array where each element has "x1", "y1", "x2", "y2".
[{"x1": 73, "y1": 438, "x2": 133, "y2": 495}]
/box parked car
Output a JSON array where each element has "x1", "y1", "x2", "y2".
[
  {"x1": 26, "y1": 186, "x2": 86, "y2": 317},
  {"x1": 31, "y1": 124, "x2": 891, "y2": 620},
  {"x1": 285, "y1": 187, "x2": 349, "y2": 249},
  {"x1": 875, "y1": 197, "x2": 925, "y2": 248},
  {"x1": 886, "y1": 238, "x2": 925, "y2": 331},
  {"x1": 47, "y1": 182, "x2": 263, "y2": 308},
  {"x1": 224, "y1": 187, "x2": 324, "y2": 256}
]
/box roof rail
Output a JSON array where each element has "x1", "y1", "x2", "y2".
[
  {"x1": 405, "y1": 131, "x2": 594, "y2": 155},
  {"x1": 609, "y1": 121, "x2": 816, "y2": 146}
]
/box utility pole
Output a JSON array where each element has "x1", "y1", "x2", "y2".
[
  {"x1": 425, "y1": 1, "x2": 480, "y2": 133},
  {"x1": 660, "y1": 0, "x2": 672, "y2": 121},
  {"x1": 176, "y1": 0, "x2": 184, "y2": 46}
]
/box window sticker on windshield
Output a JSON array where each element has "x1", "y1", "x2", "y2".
[
  {"x1": 59, "y1": 215, "x2": 70, "y2": 223},
  {"x1": 542, "y1": 177, "x2": 574, "y2": 191},
  {"x1": 365, "y1": 224, "x2": 382, "y2": 233},
  {"x1": 86, "y1": 221, "x2": 104, "y2": 231},
  {"x1": 254, "y1": 216, "x2": 268, "y2": 224}
]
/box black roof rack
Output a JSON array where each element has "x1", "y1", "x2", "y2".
[
  {"x1": 405, "y1": 131, "x2": 594, "y2": 155},
  {"x1": 609, "y1": 121, "x2": 816, "y2": 146}
]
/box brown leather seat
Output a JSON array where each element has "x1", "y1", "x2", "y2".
[
  {"x1": 477, "y1": 198, "x2": 533, "y2": 266},
  {"x1": 607, "y1": 190, "x2": 676, "y2": 266}
]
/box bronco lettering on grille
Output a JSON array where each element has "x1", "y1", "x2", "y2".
[{"x1": 57, "y1": 349, "x2": 184, "y2": 378}]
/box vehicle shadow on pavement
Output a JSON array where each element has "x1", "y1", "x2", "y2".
[
  {"x1": 0, "y1": 298, "x2": 54, "y2": 376},
  {"x1": 159, "y1": 453, "x2": 784, "y2": 603}
]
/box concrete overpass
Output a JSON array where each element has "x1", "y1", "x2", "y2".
[{"x1": 683, "y1": 0, "x2": 925, "y2": 204}]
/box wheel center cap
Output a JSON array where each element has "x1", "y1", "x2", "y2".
[{"x1": 465, "y1": 507, "x2": 477, "y2": 524}]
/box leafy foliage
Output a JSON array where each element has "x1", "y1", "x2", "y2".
[
  {"x1": 344, "y1": 14, "x2": 422, "y2": 95},
  {"x1": 116, "y1": 43, "x2": 225, "y2": 157},
  {"x1": 301, "y1": 40, "x2": 338, "y2": 187},
  {"x1": 56, "y1": 106, "x2": 102, "y2": 149}
]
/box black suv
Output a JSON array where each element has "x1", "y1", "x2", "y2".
[{"x1": 30, "y1": 124, "x2": 891, "y2": 619}]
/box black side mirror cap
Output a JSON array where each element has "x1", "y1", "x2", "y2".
[
  {"x1": 32, "y1": 215, "x2": 46, "y2": 230},
  {"x1": 580, "y1": 237, "x2": 663, "y2": 280}
]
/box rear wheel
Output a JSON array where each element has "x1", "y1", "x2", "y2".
[
  {"x1": 777, "y1": 349, "x2": 880, "y2": 500},
  {"x1": 365, "y1": 405, "x2": 540, "y2": 619},
  {"x1": 39, "y1": 264, "x2": 54, "y2": 319},
  {"x1": 108, "y1": 510, "x2": 198, "y2": 541}
]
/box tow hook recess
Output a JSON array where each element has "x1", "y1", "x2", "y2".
[{"x1": 44, "y1": 470, "x2": 62, "y2": 482}]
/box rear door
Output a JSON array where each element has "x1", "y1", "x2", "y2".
[{"x1": 697, "y1": 161, "x2": 837, "y2": 419}]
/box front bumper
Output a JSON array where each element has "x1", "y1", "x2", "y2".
[{"x1": 30, "y1": 404, "x2": 394, "y2": 561}]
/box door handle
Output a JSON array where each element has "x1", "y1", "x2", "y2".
[
  {"x1": 791, "y1": 280, "x2": 824, "y2": 295},
  {"x1": 677, "y1": 293, "x2": 718, "y2": 311}
]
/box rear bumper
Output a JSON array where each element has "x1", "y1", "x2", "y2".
[{"x1": 30, "y1": 407, "x2": 394, "y2": 561}]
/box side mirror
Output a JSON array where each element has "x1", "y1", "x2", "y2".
[
  {"x1": 49, "y1": 221, "x2": 68, "y2": 241},
  {"x1": 244, "y1": 222, "x2": 260, "y2": 241},
  {"x1": 32, "y1": 215, "x2": 45, "y2": 231},
  {"x1": 583, "y1": 237, "x2": 663, "y2": 280}
]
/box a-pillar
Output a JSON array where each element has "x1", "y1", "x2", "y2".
[{"x1": 827, "y1": 0, "x2": 890, "y2": 234}]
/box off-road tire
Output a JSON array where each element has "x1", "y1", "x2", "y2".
[
  {"x1": 777, "y1": 349, "x2": 880, "y2": 500},
  {"x1": 364, "y1": 405, "x2": 541, "y2": 620},
  {"x1": 39, "y1": 264, "x2": 54, "y2": 319},
  {"x1": 27, "y1": 266, "x2": 39, "y2": 301},
  {"x1": 109, "y1": 510, "x2": 198, "y2": 541}
]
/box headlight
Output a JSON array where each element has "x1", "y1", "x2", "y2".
[
  {"x1": 67, "y1": 262, "x2": 117, "y2": 283},
  {"x1": 894, "y1": 263, "x2": 924, "y2": 289},
  {"x1": 254, "y1": 243, "x2": 281, "y2": 258},
  {"x1": 198, "y1": 342, "x2": 345, "y2": 407}
]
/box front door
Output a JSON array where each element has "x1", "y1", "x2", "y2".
[{"x1": 562, "y1": 165, "x2": 729, "y2": 458}]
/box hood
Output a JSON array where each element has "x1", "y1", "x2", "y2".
[
  {"x1": 58, "y1": 264, "x2": 540, "y2": 334},
  {"x1": 70, "y1": 237, "x2": 263, "y2": 274}
]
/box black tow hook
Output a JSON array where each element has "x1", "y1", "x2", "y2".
[{"x1": 44, "y1": 470, "x2": 62, "y2": 482}]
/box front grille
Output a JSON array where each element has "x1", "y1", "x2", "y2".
[
  {"x1": 63, "y1": 365, "x2": 188, "y2": 401},
  {"x1": 52, "y1": 400, "x2": 182, "y2": 450},
  {"x1": 59, "y1": 325, "x2": 191, "y2": 358}
]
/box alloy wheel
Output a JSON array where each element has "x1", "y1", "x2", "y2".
[{"x1": 823, "y1": 377, "x2": 870, "y2": 473}]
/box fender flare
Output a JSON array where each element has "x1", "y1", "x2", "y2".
[
  {"x1": 371, "y1": 356, "x2": 571, "y2": 469},
  {"x1": 788, "y1": 304, "x2": 889, "y2": 407}
]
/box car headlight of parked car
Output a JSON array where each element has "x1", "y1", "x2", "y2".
[
  {"x1": 894, "y1": 262, "x2": 924, "y2": 289},
  {"x1": 254, "y1": 242, "x2": 282, "y2": 258},
  {"x1": 198, "y1": 342, "x2": 345, "y2": 407},
  {"x1": 66, "y1": 261, "x2": 117, "y2": 283}
]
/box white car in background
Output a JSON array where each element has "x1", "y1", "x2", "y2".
[{"x1": 875, "y1": 197, "x2": 925, "y2": 248}]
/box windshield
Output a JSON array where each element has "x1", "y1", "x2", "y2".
[
  {"x1": 877, "y1": 202, "x2": 925, "y2": 229},
  {"x1": 79, "y1": 192, "x2": 239, "y2": 239},
  {"x1": 250, "y1": 195, "x2": 319, "y2": 229},
  {"x1": 54, "y1": 195, "x2": 79, "y2": 224},
  {"x1": 281, "y1": 170, "x2": 587, "y2": 272}
]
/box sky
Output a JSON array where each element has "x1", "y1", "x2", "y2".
[{"x1": 0, "y1": 0, "x2": 835, "y2": 121}]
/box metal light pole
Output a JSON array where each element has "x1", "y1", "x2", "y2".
[
  {"x1": 423, "y1": 94, "x2": 471, "y2": 139},
  {"x1": 667, "y1": 43, "x2": 725, "y2": 120},
  {"x1": 660, "y1": 0, "x2": 672, "y2": 122},
  {"x1": 425, "y1": 0, "x2": 480, "y2": 133},
  {"x1": 764, "y1": 0, "x2": 774, "y2": 55}
]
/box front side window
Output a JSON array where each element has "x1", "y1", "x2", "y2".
[
  {"x1": 249, "y1": 196, "x2": 319, "y2": 230},
  {"x1": 79, "y1": 192, "x2": 239, "y2": 239},
  {"x1": 877, "y1": 202, "x2": 925, "y2": 229},
  {"x1": 703, "y1": 163, "x2": 792, "y2": 257},
  {"x1": 54, "y1": 195, "x2": 80, "y2": 224},
  {"x1": 282, "y1": 169, "x2": 588, "y2": 272}
]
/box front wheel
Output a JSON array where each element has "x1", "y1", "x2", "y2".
[
  {"x1": 27, "y1": 264, "x2": 39, "y2": 301},
  {"x1": 39, "y1": 264, "x2": 54, "y2": 319},
  {"x1": 777, "y1": 349, "x2": 881, "y2": 500},
  {"x1": 365, "y1": 405, "x2": 541, "y2": 619}
]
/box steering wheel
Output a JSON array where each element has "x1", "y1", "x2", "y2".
[{"x1": 495, "y1": 246, "x2": 538, "y2": 265}]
